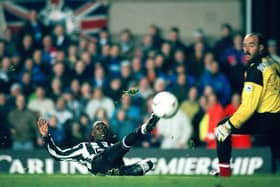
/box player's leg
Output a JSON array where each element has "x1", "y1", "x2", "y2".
[
  {"x1": 106, "y1": 159, "x2": 154, "y2": 176},
  {"x1": 216, "y1": 117, "x2": 232, "y2": 176},
  {"x1": 91, "y1": 114, "x2": 160, "y2": 174},
  {"x1": 90, "y1": 151, "x2": 125, "y2": 174},
  {"x1": 270, "y1": 132, "x2": 280, "y2": 173},
  {"x1": 120, "y1": 159, "x2": 154, "y2": 176},
  {"x1": 266, "y1": 113, "x2": 280, "y2": 173},
  {"x1": 215, "y1": 117, "x2": 257, "y2": 176},
  {"x1": 241, "y1": 113, "x2": 280, "y2": 174},
  {"x1": 216, "y1": 113, "x2": 277, "y2": 176},
  {"x1": 104, "y1": 114, "x2": 159, "y2": 159}
]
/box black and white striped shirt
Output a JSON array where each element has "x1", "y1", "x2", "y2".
[{"x1": 44, "y1": 135, "x2": 112, "y2": 171}]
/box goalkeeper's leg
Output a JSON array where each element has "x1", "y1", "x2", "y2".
[
  {"x1": 270, "y1": 131, "x2": 280, "y2": 173},
  {"x1": 216, "y1": 113, "x2": 276, "y2": 176},
  {"x1": 216, "y1": 117, "x2": 232, "y2": 177},
  {"x1": 216, "y1": 117, "x2": 257, "y2": 177}
]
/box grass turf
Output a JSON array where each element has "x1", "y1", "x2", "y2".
[{"x1": 0, "y1": 174, "x2": 280, "y2": 187}]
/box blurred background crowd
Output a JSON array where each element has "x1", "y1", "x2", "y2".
[{"x1": 0, "y1": 6, "x2": 279, "y2": 151}]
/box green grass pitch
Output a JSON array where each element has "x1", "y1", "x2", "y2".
[{"x1": 0, "y1": 174, "x2": 280, "y2": 187}]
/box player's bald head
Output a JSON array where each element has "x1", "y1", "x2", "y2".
[
  {"x1": 244, "y1": 32, "x2": 265, "y2": 46},
  {"x1": 243, "y1": 32, "x2": 265, "y2": 62}
]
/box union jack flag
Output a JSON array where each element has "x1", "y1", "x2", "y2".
[{"x1": 1, "y1": 0, "x2": 109, "y2": 36}]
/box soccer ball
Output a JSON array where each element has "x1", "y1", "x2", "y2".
[{"x1": 152, "y1": 91, "x2": 179, "y2": 119}]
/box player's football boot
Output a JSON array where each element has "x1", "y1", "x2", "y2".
[
  {"x1": 209, "y1": 163, "x2": 231, "y2": 177},
  {"x1": 141, "y1": 113, "x2": 160, "y2": 134},
  {"x1": 106, "y1": 160, "x2": 154, "y2": 176},
  {"x1": 137, "y1": 159, "x2": 154, "y2": 174}
]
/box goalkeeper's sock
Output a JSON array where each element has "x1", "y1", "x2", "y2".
[{"x1": 219, "y1": 163, "x2": 231, "y2": 177}]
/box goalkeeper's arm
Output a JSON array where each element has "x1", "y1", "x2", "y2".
[{"x1": 229, "y1": 68, "x2": 263, "y2": 128}]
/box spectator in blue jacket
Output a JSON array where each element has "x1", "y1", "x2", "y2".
[
  {"x1": 199, "y1": 60, "x2": 231, "y2": 106},
  {"x1": 110, "y1": 108, "x2": 135, "y2": 140},
  {"x1": 18, "y1": 58, "x2": 46, "y2": 85}
]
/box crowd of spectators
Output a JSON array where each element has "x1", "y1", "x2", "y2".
[{"x1": 0, "y1": 10, "x2": 279, "y2": 150}]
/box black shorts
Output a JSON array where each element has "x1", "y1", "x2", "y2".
[
  {"x1": 219, "y1": 112, "x2": 280, "y2": 135},
  {"x1": 90, "y1": 148, "x2": 125, "y2": 174},
  {"x1": 219, "y1": 112, "x2": 280, "y2": 157}
]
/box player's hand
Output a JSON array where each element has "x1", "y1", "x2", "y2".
[
  {"x1": 37, "y1": 117, "x2": 49, "y2": 137},
  {"x1": 215, "y1": 121, "x2": 232, "y2": 142}
]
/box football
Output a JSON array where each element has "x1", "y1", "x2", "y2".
[{"x1": 152, "y1": 91, "x2": 179, "y2": 118}]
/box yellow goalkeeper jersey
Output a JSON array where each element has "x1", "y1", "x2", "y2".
[{"x1": 230, "y1": 57, "x2": 280, "y2": 128}]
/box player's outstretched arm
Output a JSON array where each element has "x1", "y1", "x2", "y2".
[
  {"x1": 37, "y1": 117, "x2": 86, "y2": 162},
  {"x1": 37, "y1": 117, "x2": 49, "y2": 137}
]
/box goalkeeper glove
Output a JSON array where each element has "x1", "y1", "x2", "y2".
[{"x1": 215, "y1": 120, "x2": 232, "y2": 142}]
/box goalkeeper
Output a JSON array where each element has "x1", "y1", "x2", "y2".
[
  {"x1": 37, "y1": 114, "x2": 160, "y2": 176},
  {"x1": 215, "y1": 33, "x2": 280, "y2": 176}
]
